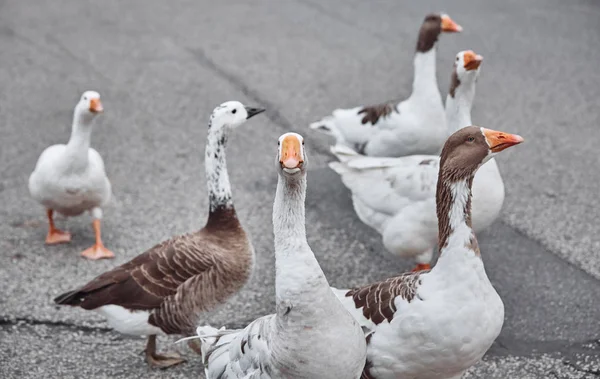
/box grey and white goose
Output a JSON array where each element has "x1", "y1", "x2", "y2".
[
  {"x1": 333, "y1": 126, "x2": 523, "y2": 379},
  {"x1": 54, "y1": 101, "x2": 265, "y2": 368},
  {"x1": 193, "y1": 133, "x2": 367, "y2": 379},
  {"x1": 310, "y1": 13, "x2": 462, "y2": 157}
]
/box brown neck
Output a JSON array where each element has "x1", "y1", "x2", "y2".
[
  {"x1": 205, "y1": 205, "x2": 241, "y2": 232},
  {"x1": 436, "y1": 171, "x2": 475, "y2": 252}
]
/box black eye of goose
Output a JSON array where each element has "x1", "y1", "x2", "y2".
[
  {"x1": 467, "y1": 136, "x2": 475, "y2": 142},
  {"x1": 232, "y1": 109, "x2": 237, "y2": 114},
  {"x1": 301, "y1": 140, "x2": 305, "y2": 145},
  {"x1": 278, "y1": 141, "x2": 280, "y2": 146}
]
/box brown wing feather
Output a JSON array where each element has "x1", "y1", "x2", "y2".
[
  {"x1": 346, "y1": 271, "x2": 426, "y2": 326},
  {"x1": 55, "y1": 231, "x2": 215, "y2": 312},
  {"x1": 358, "y1": 103, "x2": 398, "y2": 125}
]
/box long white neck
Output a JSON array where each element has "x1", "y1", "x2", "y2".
[
  {"x1": 64, "y1": 108, "x2": 94, "y2": 168},
  {"x1": 445, "y1": 79, "x2": 476, "y2": 135},
  {"x1": 272, "y1": 173, "x2": 331, "y2": 320},
  {"x1": 410, "y1": 49, "x2": 441, "y2": 100},
  {"x1": 205, "y1": 123, "x2": 233, "y2": 212}
]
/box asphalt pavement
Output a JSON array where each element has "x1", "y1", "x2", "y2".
[{"x1": 1, "y1": 0, "x2": 599, "y2": 378}]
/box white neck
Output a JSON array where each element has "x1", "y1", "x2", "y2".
[
  {"x1": 64, "y1": 108, "x2": 94, "y2": 168},
  {"x1": 410, "y1": 49, "x2": 441, "y2": 100},
  {"x1": 272, "y1": 173, "x2": 331, "y2": 319},
  {"x1": 445, "y1": 79, "x2": 476, "y2": 135},
  {"x1": 205, "y1": 123, "x2": 233, "y2": 212}
]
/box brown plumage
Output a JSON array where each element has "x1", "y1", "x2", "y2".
[
  {"x1": 358, "y1": 103, "x2": 398, "y2": 125},
  {"x1": 54, "y1": 206, "x2": 253, "y2": 335},
  {"x1": 416, "y1": 14, "x2": 442, "y2": 53},
  {"x1": 345, "y1": 271, "x2": 426, "y2": 326}
]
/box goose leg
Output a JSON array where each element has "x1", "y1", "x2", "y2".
[
  {"x1": 145, "y1": 335, "x2": 186, "y2": 368},
  {"x1": 45, "y1": 209, "x2": 71, "y2": 244},
  {"x1": 188, "y1": 339, "x2": 203, "y2": 355},
  {"x1": 81, "y1": 208, "x2": 114, "y2": 260},
  {"x1": 411, "y1": 249, "x2": 433, "y2": 272}
]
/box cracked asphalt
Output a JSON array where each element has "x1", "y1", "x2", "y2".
[{"x1": 1, "y1": 0, "x2": 599, "y2": 378}]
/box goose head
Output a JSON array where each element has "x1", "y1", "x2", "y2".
[
  {"x1": 74, "y1": 91, "x2": 103, "y2": 123},
  {"x1": 417, "y1": 13, "x2": 462, "y2": 52},
  {"x1": 209, "y1": 101, "x2": 265, "y2": 130},
  {"x1": 440, "y1": 126, "x2": 523, "y2": 181},
  {"x1": 449, "y1": 50, "x2": 483, "y2": 98},
  {"x1": 277, "y1": 132, "x2": 307, "y2": 178}
]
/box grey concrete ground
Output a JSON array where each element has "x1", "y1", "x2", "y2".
[{"x1": 0, "y1": 0, "x2": 599, "y2": 378}]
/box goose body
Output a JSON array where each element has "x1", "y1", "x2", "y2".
[
  {"x1": 197, "y1": 133, "x2": 367, "y2": 379},
  {"x1": 29, "y1": 144, "x2": 111, "y2": 217},
  {"x1": 310, "y1": 14, "x2": 461, "y2": 157},
  {"x1": 330, "y1": 51, "x2": 505, "y2": 269},
  {"x1": 54, "y1": 101, "x2": 265, "y2": 368},
  {"x1": 333, "y1": 126, "x2": 523, "y2": 379},
  {"x1": 28, "y1": 91, "x2": 115, "y2": 259}
]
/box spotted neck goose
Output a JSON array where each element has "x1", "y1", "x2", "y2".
[
  {"x1": 333, "y1": 126, "x2": 523, "y2": 379},
  {"x1": 53, "y1": 101, "x2": 265, "y2": 368},
  {"x1": 309, "y1": 13, "x2": 461, "y2": 157},
  {"x1": 28, "y1": 91, "x2": 114, "y2": 260},
  {"x1": 194, "y1": 133, "x2": 367, "y2": 379},
  {"x1": 329, "y1": 51, "x2": 506, "y2": 271}
]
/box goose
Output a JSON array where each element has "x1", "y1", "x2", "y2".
[
  {"x1": 53, "y1": 101, "x2": 265, "y2": 368},
  {"x1": 28, "y1": 91, "x2": 114, "y2": 260},
  {"x1": 309, "y1": 13, "x2": 462, "y2": 157},
  {"x1": 333, "y1": 126, "x2": 524, "y2": 379},
  {"x1": 329, "y1": 50, "x2": 502, "y2": 271},
  {"x1": 193, "y1": 133, "x2": 367, "y2": 379}
]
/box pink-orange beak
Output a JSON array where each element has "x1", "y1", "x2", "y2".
[
  {"x1": 280, "y1": 135, "x2": 303, "y2": 169},
  {"x1": 482, "y1": 128, "x2": 524, "y2": 153},
  {"x1": 463, "y1": 50, "x2": 483, "y2": 71},
  {"x1": 441, "y1": 15, "x2": 462, "y2": 33},
  {"x1": 89, "y1": 98, "x2": 103, "y2": 113}
]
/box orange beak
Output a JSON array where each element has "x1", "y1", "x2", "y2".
[
  {"x1": 89, "y1": 98, "x2": 103, "y2": 113},
  {"x1": 463, "y1": 50, "x2": 483, "y2": 71},
  {"x1": 441, "y1": 15, "x2": 462, "y2": 33},
  {"x1": 280, "y1": 135, "x2": 303, "y2": 169},
  {"x1": 482, "y1": 128, "x2": 524, "y2": 153}
]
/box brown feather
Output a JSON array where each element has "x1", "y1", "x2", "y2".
[{"x1": 54, "y1": 206, "x2": 253, "y2": 335}]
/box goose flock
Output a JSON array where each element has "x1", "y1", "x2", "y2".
[{"x1": 27, "y1": 12, "x2": 526, "y2": 379}]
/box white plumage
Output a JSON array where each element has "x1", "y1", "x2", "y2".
[
  {"x1": 329, "y1": 51, "x2": 504, "y2": 269},
  {"x1": 310, "y1": 14, "x2": 462, "y2": 158},
  {"x1": 196, "y1": 133, "x2": 367, "y2": 379},
  {"x1": 28, "y1": 90, "x2": 114, "y2": 259}
]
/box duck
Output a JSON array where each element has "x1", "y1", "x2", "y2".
[
  {"x1": 192, "y1": 133, "x2": 367, "y2": 379},
  {"x1": 329, "y1": 50, "x2": 503, "y2": 271},
  {"x1": 28, "y1": 91, "x2": 115, "y2": 260},
  {"x1": 309, "y1": 13, "x2": 462, "y2": 157},
  {"x1": 332, "y1": 126, "x2": 524, "y2": 379},
  {"x1": 53, "y1": 101, "x2": 265, "y2": 368}
]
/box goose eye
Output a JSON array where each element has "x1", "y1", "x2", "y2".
[
  {"x1": 467, "y1": 136, "x2": 475, "y2": 142},
  {"x1": 456, "y1": 57, "x2": 459, "y2": 61},
  {"x1": 232, "y1": 109, "x2": 237, "y2": 114},
  {"x1": 278, "y1": 141, "x2": 281, "y2": 146},
  {"x1": 301, "y1": 140, "x2": 305, "y2": 145}
]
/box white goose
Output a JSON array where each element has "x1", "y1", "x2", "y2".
[
  {"x1": 333, "y1": 126, "x2": 524, "y2": 379},
  {"x1": 194, "y1": 133, "x2": 367, "y2": 379},
  {"x1": 329, "y1": 51, "x2": 504, "y2": 271},
  {"x1": 54, "y1": 101, "x2": 264, "y2": 368},
  {"x1": 28, "y1": 91, "x2": 114, "y2": 260},
  {"x1": 310, "y1": 13, "x2": 462, "y2": 157}
]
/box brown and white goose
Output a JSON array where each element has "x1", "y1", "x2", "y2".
[
  {"x1": 54, "y1": 101, "x2": 265, "y2": 368},
  {"x1": 333, "y1": 126, "x2": 523, "y2": 379},
  {"x1": 310, "y1": 13, "x2": 462, "y2": 157}
]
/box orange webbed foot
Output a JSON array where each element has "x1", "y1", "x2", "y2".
[
  {"x1": 45, "y1": 229, "x2": 72, "y2": 245},
  {"x1": 411, "y1": 263, "x2": 431, "y2": 272},
  {"x1": 80, "y1": 244, "x2": 115, "y2": 260}
]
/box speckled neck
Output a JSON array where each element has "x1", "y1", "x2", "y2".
[{"x1": 205, "y1": 117, "x2": 234, "y2": 216}]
